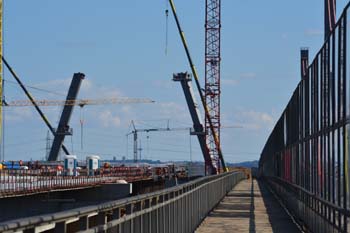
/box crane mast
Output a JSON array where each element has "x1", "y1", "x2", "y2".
[{"x1": 205, "y1": 0, "x2": 221, "y2": 171}]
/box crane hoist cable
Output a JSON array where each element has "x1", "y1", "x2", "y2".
[
  {"x1": 80, "y1": 106, "x2": 85, "y2": 150},
  {"x1": 2, "y1": 56, "x2": 71, "y2": 156},
  {"x1": 165, "y1": 0, "x2": 169, "y2": 55},
  {"x1": 3, "y1": 79, "x2": 66, "y2": 96}
]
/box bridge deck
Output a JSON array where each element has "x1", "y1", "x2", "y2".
[{"x1": 196, "y1": 179, "x2": 301, "y2": 233}]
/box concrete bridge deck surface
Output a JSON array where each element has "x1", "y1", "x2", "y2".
[{"x1": 196, "y1": 179, "x2": 301, "y2": 233}]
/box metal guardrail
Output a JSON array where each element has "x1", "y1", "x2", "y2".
[
  {"x1": 0, "y1": 168, "x2": 152, "y2": 197},
  {"x1": 265, "y1": 176, "x2": 350, "y2": 233},
  {"x1": 0, "y1": 171, "x2": 245, "y2": 233}
]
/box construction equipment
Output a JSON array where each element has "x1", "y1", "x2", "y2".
[
  {"x1": 168, "y1": 0, "x2": 227, "y2": 174},
  {"x1": 3, "y1": 98, "x2": 155, "y2": 107},
  {"x1": 2, "y1": 63, "x2": 154, "y2": 161},
  {"x1": 4, "y1": 93, "x2": 155, "y2": 161},
  {"x1": 2, "y1": 57, "x2": 71, "y2": 156},
  {"x1": 127, "y1": 119, "x2": 241, "y2": 165},
  {"x1": 48, "y1": 73, "x2": 84, "y2": 161},
  {"x1": 127, "y1": 120, "x2": 192, "y2": 163},
  {"x1": 173, "y1": 73, "x2": 213, "y2": 174},
  {"x1": 205, "y1": 0, "x2": 222, "y2": 171}
]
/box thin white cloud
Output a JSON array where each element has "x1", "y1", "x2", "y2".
[
  {"x1": 98, "y1": 110, "x2": 121, "y2": 128},
  {"x1": 152, "y1": 79, "x2": 174, "y2": 89},
  {"x1": 239, "y1": 72, "x2": 257, "y2": 79},
  {"x1": 234, "y1": 110, "x2": 275, "y2": 131},
  {"x1": 305, "y1": 29, "x2": 323, "y2": 37},
  {"x1": 121, "y1": 105, "x2": 132, "y2": 114},
  {"x1": 6, "y1": 107, "x2": 33, "y2": 122},
  {"x1": 158, "y1": 102, "x2": 189, "y2": 120},
  {"x1": 81, "y1": 79, "x2": 93, "y2": 92},
  {"x1": 222, "y1": 72, "x2": 257, "y2": 86},
  {"x1": 32, "y1": 78, "x2": 123, "y2": 99},
  {"x1": 222, "y1": 79, "x2": 239, "y2": 86}
]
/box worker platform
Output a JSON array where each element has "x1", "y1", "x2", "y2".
[{"x1": 196, "y1": 179, "x2": 301, "y2": 233}]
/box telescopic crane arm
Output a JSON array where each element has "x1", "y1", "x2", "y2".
[
  {"x1": 173, "y1": 72, "x2": 215, "y2": 174},
  {"x1": 48, "y1": 73, "x2": 84, "y2": 161}
]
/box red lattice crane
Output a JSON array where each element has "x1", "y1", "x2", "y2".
[{"x1": 205, "y1": 0, "x2": 221, "y2": 169}]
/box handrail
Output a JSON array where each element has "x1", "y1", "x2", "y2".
[{"x1": 0, "y1": 172, "x2": 245, "y2": 233}]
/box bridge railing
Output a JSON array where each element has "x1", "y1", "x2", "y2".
[
  {"x1": 259, "y1": 2, "x2": 350, "y2": 233},
  {"x1": 0, "y1": 171, "x2": 245, "y2": 233},
  {"x1": 0, "y1": 167, "x2": 156, "y2": 197}
]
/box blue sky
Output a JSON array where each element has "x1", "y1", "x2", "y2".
[{"x1": 2, "y1": 0, "x2": 349, "y2": 163}]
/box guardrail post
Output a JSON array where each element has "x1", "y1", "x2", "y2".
[
  {"x1": 142, "y1": 199, "x2": 150, "y2": 233},
  {"x1": 133, "y1": 201, "x2": 142, "y2": 233},
  {"x1": 78, "y1": 215, "x2": 88, "y2": 231},
  {"x1": 23, "y1": 228, "x2": 35, "y2": 233},
  {"x1": 0, "y1": 172, "x2": 245, "y2": 233},
  {"x1": 126, "y1": 203, "x2": 133, "y2": 233},
  {"x1": 158, "y1": 195, "x2": 164, "y2": 233},
  {"x1": 54, "y1": 221, "x2": 66, "y2": 233},
  {"x1": 97, "y1": 212, "x2": 107, "y2": 233}
]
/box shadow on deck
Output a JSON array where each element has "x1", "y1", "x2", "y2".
[{"x1": 196, "y1": 179, "x2": 301, "y2": 233}]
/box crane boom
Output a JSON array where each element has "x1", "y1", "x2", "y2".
[
  {"x1": 173, "y1": 72, "x2": 216, "y2": 174},
  {"x1": 4, "y1": 98, "x2": 155, "y2": 107},
  {"x1": 48, "y1": 73, "x2": 84, "y2": 161}
]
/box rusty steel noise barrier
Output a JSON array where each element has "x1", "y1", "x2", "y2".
[
  {"x1": 259, "y1": 2, "x2": 350, "y2": 233},
  {"x1": 0, "y1": 171, "x2": 245, "y2": 233}
]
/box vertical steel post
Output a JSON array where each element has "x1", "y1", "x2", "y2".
[
  {"x1": 0, "y1": 0, "x2": 3, "y2": 159},
  {"x1": 325, "y1": 0, "x2": 336, "y2": 40}
]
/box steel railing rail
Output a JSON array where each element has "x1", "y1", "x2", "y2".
[
  {"x1": 264, "y1": 176, "x2": 350, "y2": 232},
  {"x1": 0, "y1": 171, "x2": 245, "y2": 233}
]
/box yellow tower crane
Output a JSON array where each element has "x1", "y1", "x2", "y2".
[
  {"x1": 3, "y1": 97, "x2": 155, "y2": 155},
  {"x1": 3, "y1": 98, "x2": 155, "y2": 107}
]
